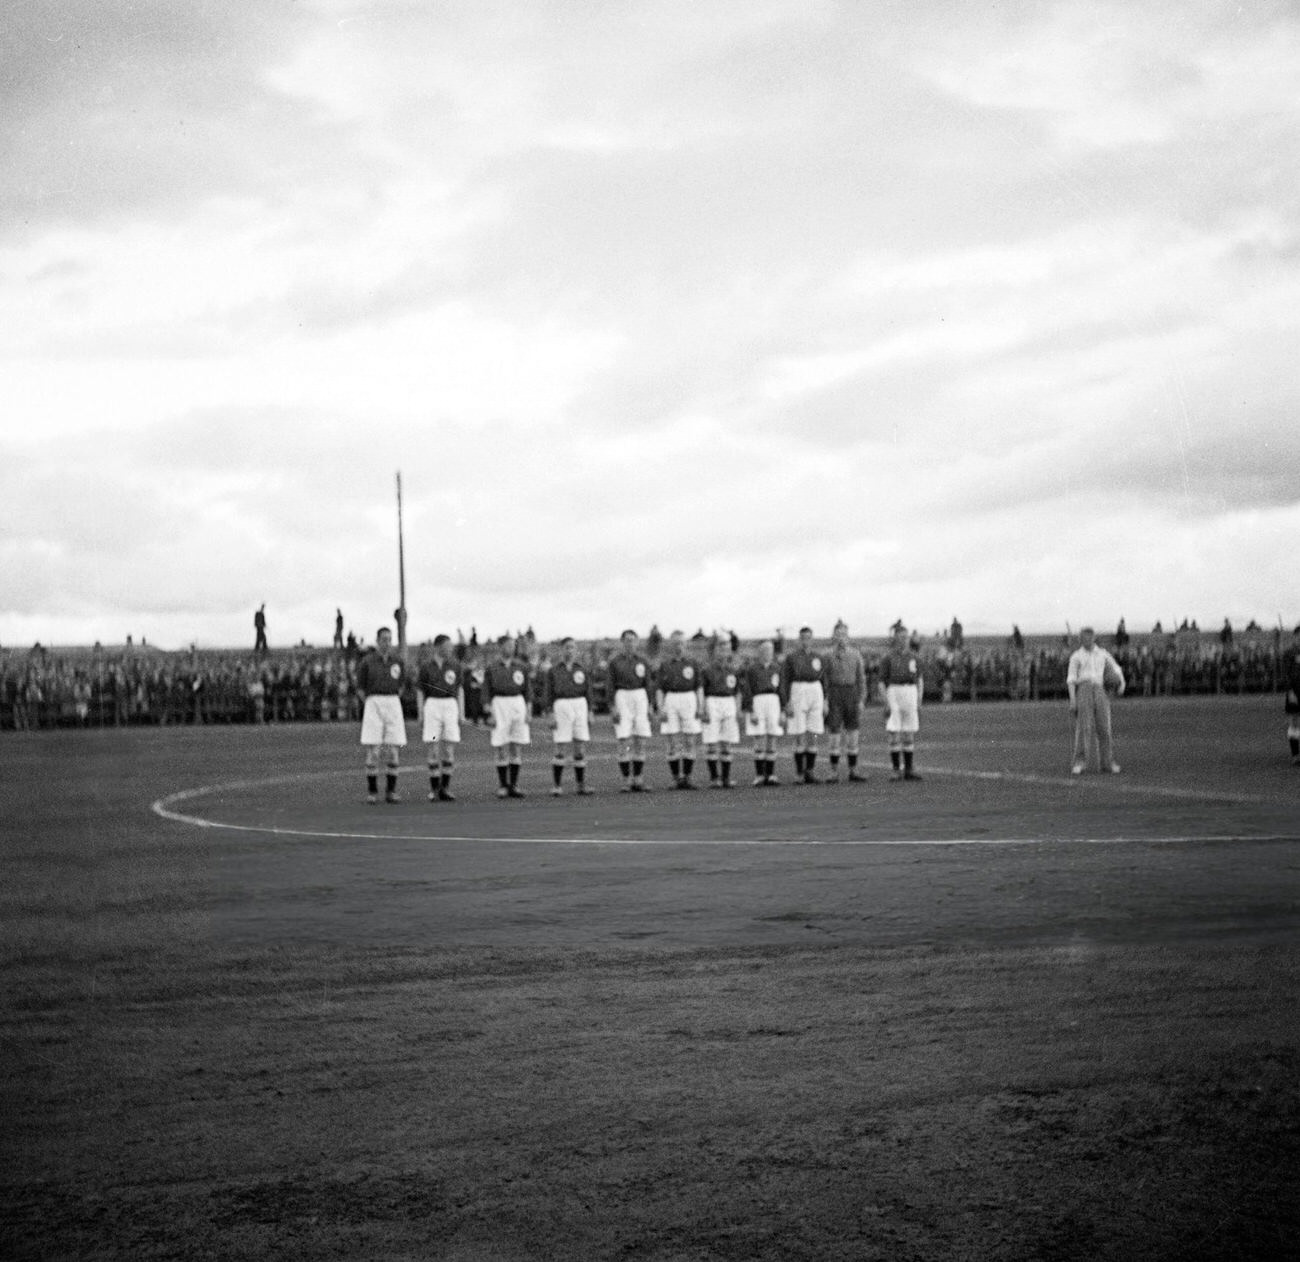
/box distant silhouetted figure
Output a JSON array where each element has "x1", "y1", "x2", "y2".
[
  {"x1": 1219, "y1": 618, "x2": 1234, "y2": 647},
  {"x1": 334, "y1": 609, "x2": 344, "y2": 649},
  {"x1": 1115, "y1": 617, "x2": 1129, "y2": 648},
  {"x1": 254, "y1": 604, "x2": 268, "y2": 654},
  {"x1": 1011, "y1": 625, "x2": 1024, "y2": 653}
]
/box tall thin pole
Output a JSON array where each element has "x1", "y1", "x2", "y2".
[{"x1": 396, "y1": 471, "x2": 408, "y2": 656}]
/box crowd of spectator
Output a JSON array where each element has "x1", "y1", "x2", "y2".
[{"x1": 3, "y1": 621, "x2": 1296, "y2": 732}]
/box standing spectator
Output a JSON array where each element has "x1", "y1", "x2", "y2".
[
  {"x1": 1219, "y1": 618, "x2": 1234, "y2": 648},
  {"x1": 947, "y1": 616, "x2": 964, "y2": 650},
  {"x1": 1115, "y1": 618, "x2": 1129, "y2": 648},
  {"x1": 254, "y1": 604, "x2": 268, "y2": 655},
  {"x1": 333, "y1": 609, "x2": 344, "y2": 650},
  {"x1": 1067, "y1": 627, "x2": 1125, "y2": 775},
  {"x1": 1011, "y1": 624, "x2": 1025, "y2": 653}
]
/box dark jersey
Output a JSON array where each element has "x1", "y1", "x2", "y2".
[
  {"x1": 483, "y1": 659, "x2": 529, "y2": 700},
  {"x1": 781, "y1": 647, "x2": 825, "y2": 687},
  {"x1": 702, "y1": 661, "x2": 741, "y2": 698},
  {"x1": 742, "y1": 661, "x2": 783, "y2": 705},
  {"x1": 356, "y1": 651, "x2": 405, "y2": 696},
  {"x1": 879, "y1": 648, "x2": 921, "y2": 687},
  {"x1": 607, "y1": 651, "x2": 653, "y2": 694},
  {"x1": 657, "y1": 656, "x2": 701, "y2": 694},
  {"x1": 417, "y1": 658, "x2": 463, "y2": 700},
  {"x1": 545, "y1": 660, "x2": 592, "y2": 704}
]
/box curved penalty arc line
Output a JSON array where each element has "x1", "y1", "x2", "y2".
[{"x1": 149, "y1": 770, "x2": 1296, "y2": 848}]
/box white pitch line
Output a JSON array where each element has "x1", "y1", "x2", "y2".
[{"x1": 149, "y1": 770, "x2": 1295, "y2": 848}]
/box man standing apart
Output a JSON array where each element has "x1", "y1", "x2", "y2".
[
  {"x1": 254, "y1": 604, "x2": 268, "y2": 655},
  {"x1": 545, "y1": 636, "x2": 595, "y2": 795},
  {"x1": 416, "y1": 634, "x2": 463, "y2": 802},
  {"x1": 1284, "y1": 628, "x2": 1300, "y2": 765},
  {"x1": 700, "y1": 642, "x2": 742, "y2": 788},
  {"x1": 356, "y1": 626, "x2": 407, "y2": 803},
  {"x1": 879, "y1": 625, "x2": 923, "y2": 782},
  {"x1": 742, "y1": 640, "x2": 784, "y2": 785},
  {"x1": 607, "y1": 629, "x2": 655, "y2": 792},
  {"x1": 782, "y1": 625, "x2": 827, "y2": 784},
  {"x1": 1066, "y1": 626, "x2": 1124, "y2": 774},
  {"x1": 483, "y1": 636, "x2": 530, "y2": 797},
  {"x1": 657, "y1": 630, "x2": 703, "y2": 789},
  {"x1": 825, "y1": 619, "x2": 867, "y2": 782}
]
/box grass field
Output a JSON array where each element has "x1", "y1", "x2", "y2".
[{"x1": 2, "y1": 695, "x2": 1298, "y2": 1260}]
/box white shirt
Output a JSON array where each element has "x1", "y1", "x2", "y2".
[{"x1": 1067, "y1": 645, "x2": 1124, "y2": 691}]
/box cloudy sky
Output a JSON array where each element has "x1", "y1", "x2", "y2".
[{"x1": 3, "y1": 0, "x2": 1297, "y2": 650}]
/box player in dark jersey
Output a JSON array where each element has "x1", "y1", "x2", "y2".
[
  {"x1": 483, "y1": 636, "x2": 530, "y2": 798},
  {"x1": 700, "y1": 643, "x2": 742, "y2": 788},
  {"x1": 782, "y1": 626, "x2": 827, "y2": 783},
  {"x1": 544, "y1": 637, "x2": 595, "y2": 795},
  {"x1": 742, "y1": 640, "x2": 784, "y2": 785},
  {"x1": 1284, "y1": 629, "x2": 1300, "y2": 765},
  {"x1": 355, "y1": 626, "x2": 407, "y2": 803},
  {"x1": 607, "y1": 629, "x2": 655, "y2": 792},
  {"x1": 416, "y1": 634, "x2": 464, "y2": 802},
  {"x1": 657, "y1": 630, "x2": 703, "y2": 788},
  {"x1": 879, "y1": 625, "x2": 924, "y2": 781}
]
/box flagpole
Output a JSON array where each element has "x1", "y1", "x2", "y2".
[{"x1": 396, "y1": 471, "x2": 407, "y2": 657}]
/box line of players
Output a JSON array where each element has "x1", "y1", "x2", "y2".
[{"x1": 354, "y1": 622, "x2": 925, "y2": 803}]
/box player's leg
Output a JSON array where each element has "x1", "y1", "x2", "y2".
[
  {"x1": 1095, "y1": 689, "x2": 1118, "y2": 772},
  {"x1": 426, "y1": 737, "x2": 442, "y2": 800},
  {"x1": 1071, "y1": 689, "x2": 1089, "y2": 773},
  {"x1": 363, "y1": 744, "x2": 381, "y2": 803},
  {"x1": 613, "y1": 691, "x2": 634, "y2": 790},
  {"x1": 1288, "y1": 718, "x2": 1300, "y2": 764},
  {"x1": 552, "y1": 739, "x2": 568, "y2": 794},
  {"x1": 506, "y1": 701, "x2": 529, "y2": 796},
  {"x1": 630, "y1": 694, "x2": 650, "y2": 790},
  {"x1": 383, "y1": 742, "x2": 402, "y2": 802},
  {"x1": 573, "y1": 738, "x2": 592, "y2": 793},
  {"x1": 845, "y1": 726, "x2": 864, "y2": 781},
  {"x1": 680, "y1": 700, "x2": 700, "y2": 787}
]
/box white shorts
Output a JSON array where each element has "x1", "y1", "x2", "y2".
[
  {"x1": 360, "y1": 695, "x2": 407, "y2": 747},
  {"x1": 660, "y1": 691, "x2": 701, "y2": 736},
  {"x1": 745, "y1": 693, "x2": 784, "y2": 738},
  {"x1": 702, "y1": 695, "x2": 740, "y2": 745},
  {"x1": 421, "y1": 696, "x2": 461, "y2": 744},
  {"x1": 787, "y1": 681, "x2": 825, "y2": 735},
  {"x1": 489, "y1": 695, "x2": 530, "y2": 747},
  {"x1": 552, "y1": 696, "x2": 591, "y2": 744},
  {"x1": 885, "y1": 683, "x2": 920, "y2": 734},
  {"x1": 613, "y1": 688, "x2": 652, "y2": 740}
]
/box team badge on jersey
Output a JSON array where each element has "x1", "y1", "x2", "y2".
[
  {"x1": 811, "y1": 657, "x2": 822, "y2": 671},
  {"x1": 770, "y1": 672, "x2": 780, "y2": 688},
  {"x1": 635, "y1": 663, "x2": 646, "y2": 677},
  {"x1": 683, "y1": 665, "x2": 695, "y2": 680},
  {"x1": 725, "y1": 673, "x2": 736, "y2": 689},
  {"x1": 574, "y1": 670, "x2": 585, "y2": 684},
  {"x1": 512, "y1": 669, "x2": 525, "y2": 686},
  {"x1": 444, "y1": 669, "x2": 457, "y2": 685},
  {"x1": 389, "y1": 663, "x2": 402, "y2": 680}
]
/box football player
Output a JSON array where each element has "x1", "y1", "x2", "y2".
[
  {"x1": 607, "y1": 629, "x2": 655, "y2": 792},
  {"x1": 356, "y1": 626, "x2": 407, "y2": 803},
  {"x1": 544, "y1": 637, "x2": 595, "y2": 795},
  {"x1": 824, "y1": 619, "x2": 867, "y2": 782},
  {"x1": 879, "y1": 624, "x2": 924, "y2": 781},
  {"x1": 416, "y1": 634, "x2": 463, "y2": 802},
  {"x1": 483, "y1": 636, "x2": 531, "y2": 798},
  {"x1": 656, "y1": 630, "x2": 703, "y2": 789},
  {"x1": 782, "y1": 625, "x2": 828, "y2": 783},
  {"x1": 742, "y1": 640, "x2": 784, "y2": 785},
  {"x1": 700, "y1": 641, "x2": 742, "y2": 788}
]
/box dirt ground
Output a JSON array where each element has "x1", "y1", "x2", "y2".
[{"x1": 2, "y1": 695, "x2": 1297, "y2": 1260}]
